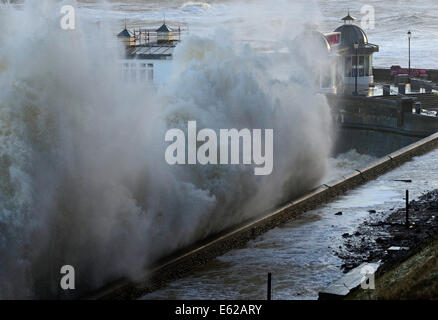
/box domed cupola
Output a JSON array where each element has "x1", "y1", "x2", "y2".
[
  {"x1": 334, "y1": 12, "x2": 369, "y2": 48},
  {"x1": 333, "y1": 11, "x2": 379, "y2": 94}
]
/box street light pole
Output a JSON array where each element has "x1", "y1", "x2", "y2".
[
  {"x1": 354, "y1": 42, "x2": 359, "y2": 95},
  {"x1": 408, "y1": 30, "x2": 411, "y2": 82}
]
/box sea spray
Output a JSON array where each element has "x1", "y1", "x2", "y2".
[{"x1": 0, "y1": 0, "x2": 332, "y2": 298}]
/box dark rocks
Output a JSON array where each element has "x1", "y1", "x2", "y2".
[
  {"x1": 335, "y1": 189, "x2": 438, "y2": 274},
  {"x1": 368, "y1": 209, "x2": 376, "y2": 214},
  {"x1": 335, "y1": 211, "x2": 343, "y2": 216},
  {"x1": 376, "y1": 237, "x2": 385, "y2": 244}
]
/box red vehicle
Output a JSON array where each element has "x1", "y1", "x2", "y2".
[{"x1": 390, "y1": 65, "x2": 428, "y2": 78}]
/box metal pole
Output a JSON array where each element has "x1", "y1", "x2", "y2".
[
  {"x1": 355, "y1": 47, "x2": 358, "y2": 95},
  {"x1": 408, "y1": 38, "x2": 411, "y2": 76},
  {"x1": 267, "y1": 273, "x2": 272, "y2": 300},
  {"x1": 406, "y1": 190, "x2": 409, "y2": 226},
  {"x1": 408, "y1": 31, "x2": 411, "y2": 82}
]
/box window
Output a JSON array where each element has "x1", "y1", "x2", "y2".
[
  {"x1": 140, "y1": 68, "x2": 147, "y2": 82},
  {"x1": 347, "y1": 55, "x2": 367, "y2": 77},
  {"x1": 345, "y1": 56, "x2": 352, "y2": 77},
  {"x1": 359, "y1": 56, "x2": 364, "y2": 77},
  {"x1": 120, "y1": 62, "x2": 155, "y2": 83},
  {"x1": 139, "y1": 63, "x2": 147, "y2": 82},
  {"x1": 364, "y1": 56, "x2": 370, "y2": 76},
  {"x1": 368, "y1": 56, "x2": 373, "y2": 76},
  {"x1": 147, "y1": 63, "x2": 154, "y2": 81},
  {"x1": 352, "y1": 56, "x2": 357, "y2": 77}
]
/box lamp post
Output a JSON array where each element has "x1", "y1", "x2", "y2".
[
  {"x1": 408, "y1": 30, "x2": 411, "y2": 82},
  {"x1": 354, "y1": 42, "x2": 359, "y2": 95}
]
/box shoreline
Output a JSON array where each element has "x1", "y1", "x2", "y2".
[
  {"x1": 89, "y1": 133, "x2": 438, "y2": 300},
  {"x1": 328, "y1": 189, "x2": 438, "y2": 299}
]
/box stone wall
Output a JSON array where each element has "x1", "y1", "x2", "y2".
[
  {"x1": 328, "y1": 95, "x2": 438, "y2": 156},
  {"x1": 373, "y1": 68, "x2": 392, "y2": 82}
]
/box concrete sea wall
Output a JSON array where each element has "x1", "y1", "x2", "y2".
[
  {"x1": 90, "y1": 132, "x2": 438, "y2": 300},
  {"x1": 328, "y1": 94, "x2": 438, "y2": 157}
]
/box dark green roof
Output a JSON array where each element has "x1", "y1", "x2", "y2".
[
  {"x1": 156, "y1": 24, "x2": 171, "y2": 32},
  {"x1": 117, "y1": 28, "x2": 133, "y2": 38},
  {"x1": 341, "y1": 13, "x2": 356, "y2": 21},
  {"x1": 333, "y1": 24, "x2": 379, "y2": 54},
  {"x1": 334, "y1": 24, "x2": 368, "y2": 46}
]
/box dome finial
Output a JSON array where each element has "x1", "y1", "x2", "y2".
[{"x1": 342, "y1": 10, "x2": 356, "y2": 24}]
